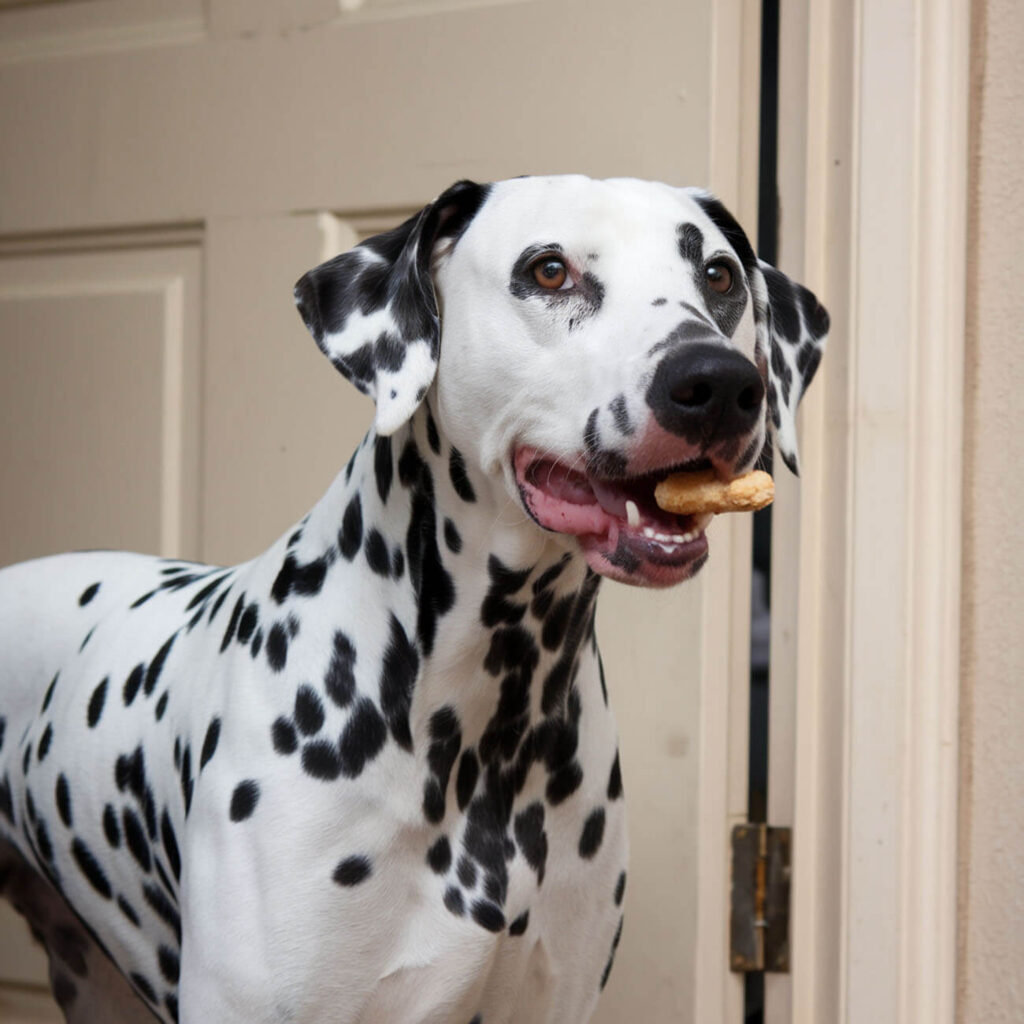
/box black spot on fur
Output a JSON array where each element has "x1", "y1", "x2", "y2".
[
  {"x1": 301, "y1": 739, "x2": 342, "y2": 781},
  {"x1": 578, "y1": 807, "x2": 606, "y2": 859},
  {"x1": 677, "y1": 221, "x2": 705, "y2": 265},
  {"x1": 333, "y1": 855, "x2": 373, "y2": 886},
  {"x1": 444, "y1": 886, "x2": 465, "y2": 916},
  {"x1": 424, "y1": 707, "x2": 461, "y2": 822},
  {"x1": 200, "y1": 718, "x2": 221, "y2": 771},
  {"x1": 294, "y1": 686, "x2": 325, "y2": 736},
  {"x1": 600, "y1": 916, "x2": 624, "y2": 989},
  {"x1": 229, "y1": 780, "x2": 259, "y2": 822},
  {"x1": 272, "y1": 717, "x2": 298, "y2": 755},
  {"x1": 143, "y1": 882, "x2": 181, "y2": 942},
  {"x1": 122, "y1": 808, "x2": 151, "y2": 872},
  {"x1": 422, "y1": 779, "x2": 446, "y2": 824},
  {"x1": 221, "y1": 595, "x2": 245, "y2": 652},
  {"x1": 153, "y1": 858, "x2": 175, "y2": 898},
  {"x1": 35, "y1": 819, "x2": 53, "y2": 862},
  {"x1": 71, "y1": 838, "x2": 111, "y2": 898},
  {"x1": 380, "y1": 615, "x2": 419, "y2": 750},
  {"x1": 158, "y1": 945, "x2": 180, "y2": 985},
  {"x1": 266, "y1": 623, "x2": 289, "y2": 671},
  {"x1": 80, "y1": 678, "x2": 104, "y2": 731},
  {"x1": 161, "y1": 811, "x2": 180, "y2": 882},
  {"x1": 471, "y1": 900, "x2": 506, "y2": 933},
  {"x1": 41, "y1": 674, "x2": 58, "y2": 712},
  {"x1": 179, "y1": 746, "x2": 193, "y2": 816},
  {"x1": 426, "y1": 408, "x2": 441, "y2": 454},
  {"x1": 615, "y1": 870, "x2": 627, "y2": 906},
  {"x1": 400, "y1": 441, "x2": 456, "y2": 656},
  {"x1": 427, "y1": 835, "x2": 452, "y2": 874},
  {"x1": 365, "y1": 528, "x2": 391, "y2": 577},
  {"x1": 608, "y1": 751, "x2": 623, "y2": 800},
  {"x1": 449, "y1": 448, "x2": 476, "y2": 503},
  {"x1": 456, "y1": 749, "x2": 480, "y2": 811},
  {"x1": 102, "y1": 804, "x2": 120, "y2": 847},
  {"x1": 546, "y1": 761, "x2": 583, "y2": 806},
  {"x1": 531, "y1": 588, "x2": 554, "y2": 620},
  {"x1": 79, "y1": 583, "x2": 100, "y2": 606},
  {"x1": 339, "y1": 699, "x2": 388, "y2": 778},
  {"x1": 532, "y1": 554, "x2": 571, "y2": 595},
  {"x1": 0, "y1": 775, "x2": 13, "y2": 824},
  {"x1": 36, "y1": 724, "x2": 53, "y2": 762},
  {"x1": 609, "y1": 394, "x2": 633, "y2": 435},
  {"x1": 154, "y1": 692, "x2": 169, "y2": 720},
  {"x1": 509, "y1": 909, "x2": 529, "y2": 936},
  {"x1": 144, "y1": 634, "x2": 176, "y2": 697},
  {"x1": 325, "y1": 632, "x2": 357, "y2": 708},
  {"x1": 542, "y1": 596, "x2": 574, "y2": 651},
  {"x1": 374, "y1": 435, "x2": 394, "y2": 504},
  {"x1": 118, "y1": 896, "x2": 139, "y2": 926},
  {"x1": 237, "y1": 604, "x2": 258, "y2": 645},
  {"x1": 123, "y1": 664, "x2": 144, "y2": 707},
  {"x1": 130, "y1": 972, "x2": 157, "y2": 1005},
  {"x1": 339, "y1": 494, "x2": 364, "y2": 561},
  {"x1": 762, "y1": 264, "x2": 800, "y2": 341},
  {"x1": 271, "y1": 553, "x2": 329, "y2": 604},
  {"x1": 444, "y1": 518, "x2": 462, "y2": 554},
  {"x1": 55, "y1": 774, "x2": 72, "y2": 827},
  {"x1": 457, "y1": 855, "x2": 478, "y2": 888},
  {"x1": 514, "y1": 803, "x2": 548, "y2": 883},
  {"x1": 114, "y1": 746, "x2": 147, "y2": 802}
]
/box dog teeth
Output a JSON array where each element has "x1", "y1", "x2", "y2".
[
  {"x1": 642, "y1": 529, "x2": 698, "y2": 545},
  {"x1": 625, "y1": 500, "x2": 640, "y2": 528},
  {"x1": 641, "y1": 513, "x2": 715, "y2": 547}
]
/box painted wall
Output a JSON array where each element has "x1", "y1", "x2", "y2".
[{"x1": 958, "y1": 0, "x2": 1024, "y2": 1019}]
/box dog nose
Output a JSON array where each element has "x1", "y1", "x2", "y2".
[{"x1": 647, "y1": 342, "x2": 764, "y2": 441}]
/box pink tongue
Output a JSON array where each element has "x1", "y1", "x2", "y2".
[
  {"x1": 590, "y1": 479, "x2": 629, "y2": 517},
  {"x1": 530, "y1": 459, "x2": 644, "y2": 519},
  {"x1": 530, "y1": 460, "x2": 596, "y2": 505}
]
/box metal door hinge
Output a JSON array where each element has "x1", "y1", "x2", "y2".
[{"x1": 729, "y1": 823, "x2": 791, "y2": 973}]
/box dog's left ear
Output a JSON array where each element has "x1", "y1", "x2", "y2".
[
  {"x1": 294, "y1": 179, "x2": 490, "y2": 435},
  {"x1": 690, "y1": 191, "x2": 829, "y2": 475},
  {"x1": 755, "y1": 260, "x2": 830, "y2": 474}
]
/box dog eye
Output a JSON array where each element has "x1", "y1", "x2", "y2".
[
  {"x1": 532, "y1": 257, "x2": 570, "y2": 291},
  {"x1": 705, "y1": 261, "x2": 734, "y2": 294}
]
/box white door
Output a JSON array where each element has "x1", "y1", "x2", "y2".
[{"x1": 0, "y1": 2, "x2": 762, "y2": 1020}]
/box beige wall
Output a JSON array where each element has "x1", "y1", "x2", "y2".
[{"x1": 958, "y1": 0, "x2": 1024, "y2": 1019}]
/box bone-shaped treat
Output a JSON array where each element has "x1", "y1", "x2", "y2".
[{"x1": 654, "y1": 469, "x2": 775, "y2": 516}]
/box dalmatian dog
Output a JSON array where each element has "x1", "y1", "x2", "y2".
[{"x1": 0, "y1": 175, "x2": 827, "y2": 1023}]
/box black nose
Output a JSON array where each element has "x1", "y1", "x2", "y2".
[{"x1": 647, "y1": 342, "x2": 764, "y2": 443}]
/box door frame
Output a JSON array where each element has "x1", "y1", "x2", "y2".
[{"x1": 769, "y1": 0, "x2": 970, "y2": 1021}]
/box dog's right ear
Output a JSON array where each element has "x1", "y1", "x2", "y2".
[{"x1": 294, "y1": 180, "x2": 490, "y2": 436}]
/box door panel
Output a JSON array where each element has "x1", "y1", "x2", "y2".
[{"x1": 0, "y1": 247, "x2": 201, "y2": 566}]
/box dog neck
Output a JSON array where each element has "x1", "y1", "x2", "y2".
[{"x1": 286, "y1": 401, "x2": 605, "y2": 803}]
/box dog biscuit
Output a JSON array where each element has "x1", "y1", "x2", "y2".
[{"x1": 654, "y1": 469, "x2": 774, "y2": 516}]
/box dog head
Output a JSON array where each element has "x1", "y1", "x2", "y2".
[{"x1": 295, "y1": 175, "x2": 828, "y2": 586}]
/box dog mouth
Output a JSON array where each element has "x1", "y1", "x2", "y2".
[{"x1": 514, "y1": 446, "x2": 715, "y2": 587}]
